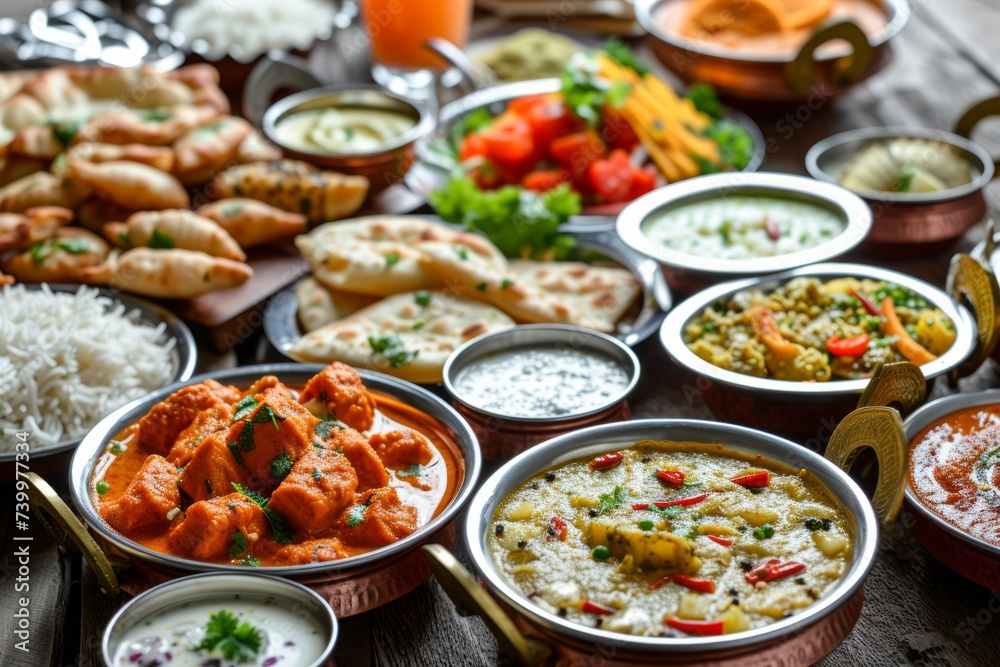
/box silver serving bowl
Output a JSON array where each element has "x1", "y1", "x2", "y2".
[
  {"x1": 0, "y1": 284, "x2": 197, "y2": 472},
  {"x1": 426, "y1": 414, "x2": 905, "y2": 664},
  {"x1": 262, "y1": 84, "x2": 436, "y2": 189},
  {"x1": 407, "y1": 77, "x2": 766, "y2": 218},
  {"x1": 102, "y1": 572, "x2": 338, "y2": 667},
  {"x1": 902, "y1": 390, "x2": 1000, "y2": 589},
  {"x1": 616, "y1": 173, "x2": 872, "y2": 291}
]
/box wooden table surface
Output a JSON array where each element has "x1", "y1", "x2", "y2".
[{"x1": 5, "y1": 1, "x2": 1000, "y2": 666}]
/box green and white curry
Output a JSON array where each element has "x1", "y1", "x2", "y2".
[{"x1": 488, "y1": 442, "x2": 853, "y2": 637}]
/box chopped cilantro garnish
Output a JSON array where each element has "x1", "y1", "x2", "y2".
[
  {"x1": 236, "y1": 420, "x2": 256, "y2": 453},
  {"x1": 500, "y1": 278, "x2": 514, "y2": 289},
  {"x1": 237, "y1": 556, "x2": 260, "y2": 567},
  {"x1": 597, "y1": 486, "x2": 627, "y2": 516},
  {"x1": 396, "y1": 464, "x2": 423, "y2": 478},
  {"x1": 229, "y1": 531, "x2": 248, "y2": 558},
  {"x1": 232, "y1": 396, "x2": 258, "y2": 422},
  {"x1": 412, "y1": 319, "x2": 427, "y2": 330},
  {"x1": 110, "y1": 440, "x2": 127, "y2": 454},
  {"x1": 385, "y1": 252, "x2": 400, "y2": 268},
  {"x1": 252, "y1": 405, "x2": 284, "y2": 430},
  {"x1": 455, "y1": 247, "x2": 469, "y2": 260},
  {"x1": 805, "y1": 518, "x2": 832, "y2": 531},
  {"x1": 270, "y1": 452, "x2": 293, "y2": 481},
  {"x1": 368, "y1": 335, "x2": 418, "y2": 367},
  {"x1": 29, "y1": 238, "x2": 90, "y2": 265},
  {"x1": 200, "y1": 609, "x2": 262, "y2": 662},
  {"x1": 231, "y1": 482, "x2": 293, "y2": 544},
  {"x1": 314, "y1": 417, "x2": 346, "y2": 439},
  {"x1": 147, "y1": 229, "x2": 175, "y2": 249},
  {"x1": 346, "y1": 503, "x2": 367, "y2": 527},
  {"x1": 414, "y1": 291, "x2": 432, "y2": 307},
  {"x1": 475, "y1": 282, "x2": 487, "y2": 292}
]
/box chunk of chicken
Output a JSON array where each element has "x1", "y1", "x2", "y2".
[
  {"x1": 136, "y1": 382, "x2": 233, "y2": 456},
  {"x1": 299, "y1": 362, "x2": 376, "y2": 432},
  {"x1": 267, "y1": 448, "x2": 358, "y2": 533},
  {"x1": 178, "y1": 433, "x2": 255, "y2": 502},
  {"x1": 165, "y1": 401, "x2": 233, "y2": 466},
  {"x1": 167, "y1": 493, "x2": 268, "y2": 560},
  {"x1": 337, "y1": 487, "x2": 417, "y2": 548},
  {"x1": 273, "y1": 538, "x2": 346, "y2": 564},
  {"x1": 367, "y1": 429, "x2": 433, "y2": 470},
  {"x1": 100, "y1": 455, "x2": 180, "y2": 534},
  {"x1": 334, "y1": 428, "x2": 389, "y2": 491}
]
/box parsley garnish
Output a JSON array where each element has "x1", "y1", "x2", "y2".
[
  {"x1": 270, "y1": 452, "x2": 293, "y2": 481},
  {"x1": 414, "y1": 291, "x2": 432, "y2": 307},
  {"x1": 231, "y1": 482, "x2": 294, "y2": 544},
  {"x1": 47, "y1": 119, "x2": 80, "y2": 148},
  {"x1": 229, "y1": 531, "x2": 248, "y2": 558},
  {"x1": 500, "y1": 278, "x2": 514, "y2": 289},
  {"x1": 396, "y1": 464, "x2": 423, "y2": 478},
  {"x1": 455, "y1": 247, "x2": 469, "y2": 260},
  {"x1": 368, "y1": 335, "x2": 418, "y2": 367},
  {"x1": 147, "y1": 229, "x2": 175, "y2": 249},
  {"x1": 252, "y1": 405, "x2": 284, "y2": 430},
  {"x1": 29, "y1": 238, "x2": 90, "y2": 265},
  {"x1": 412, "y1": 319, "x2": 427, "y2": 330},
  {"x1": 232, "y1": 396, "x2": 258, "y2": 422},
  {"x1": 649, "y1": 504, "x2": 684, "y2": 518},
  {"x1": 385, "y1": 252, "x2": 400, "y2": 268},
  {"x1": 227, "y1": 441, "x2": 243, "y2": 464},
  {"x1": 237, "y1": 556, "x2": 260, "y2": 567},
  {"x1": 346, "y1": 503, "x2": 367, "y2": 527},
  {"x1": 597, "y1": 486, "x2": 627, "y2": 516},
  {"x1": 199, "y1": 609, "x2": 262, "y2": 662},
  {"x1": 236, "y1": 420, "x2": 256, "y2": 453},
  {"x1": 314, "y1": 417, "x2": 346, "y2": 439},
  {"x1": 475, "y1": 282, "x2": 487, "y2": 292}
]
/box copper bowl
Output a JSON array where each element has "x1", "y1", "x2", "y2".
[
  {"x1": 902, "y1": 390, "x2": 1000, "y2": 589},
  {"x1": 262, "y1": 85, "x2": 437, "y2": 192},
  {"x1": 658, "y1": 262, "x2": 992, "y2": 435},
  {"x1": 423, "y1": 410, "x2": 908, "y2": 665},
  {"x1": 806, "y1": 125, "x2": 996, "y2": 255},
  {"x1": 616, "y1": 172, "x2": 872, "y2": 294},
  {"x1": 442, "y1": 325, "x2": 641, "y2": 460},
  {"x1": 635, "y1": 0, "x2": 910, "y2": 108},
  {"x1": 26, "y1": 363, "x2": 480, "y2": 617}
]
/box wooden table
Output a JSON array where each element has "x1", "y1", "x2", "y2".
[{"x1": 5, "y1": 2, "x2": 1000, "y2": 665}]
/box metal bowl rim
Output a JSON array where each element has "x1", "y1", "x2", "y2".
[
  {"x1": 68, "y1": 362, "x2": 481, "y2": 577},
  {"x1": 0, "y1": 283, "x2": 197, "y2": 464},
  {"x1": 463, "y1": 418, "x2": 879, "y2": 652},
  {"x1": 615, "y1": 172, "x2": 873, "y2": 275},
  {"x1": 634, "y1": 0, "x2": 912, "y2": 65},
  {"x1": 902, "y1": 388, "x2": 1000, "y2": 558},
  {"x1": 100, "y1": 571, "x2": 338, "y2": 666},
  {"x1": 441, "y1": 324, "x2": 641, "y2": 423},
  {"x1": 659, "y1": 262, "x2": 977, "y2": 397},
  {"x1": 805, "y1": 125, "x2": 995, "y2": 204}
]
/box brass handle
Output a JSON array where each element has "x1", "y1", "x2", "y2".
[
  {"x1": 825, "y1": 406, "x2": 907, "y2": 529},
  {"x1": 421, "y1": 545, "x2": 551, "y2": 667},
  {"x1": 947, "y1": 252, "x2": 1000, "y2": 380},
  {"x1": 953, "y1": 96, "x2": 1000, "y2": 178},
  {"x1": 786, "y1": 20, "x2": 874, "y2": 92},
  {"x1": 25, "y1": 472, "x2": 119, "y2": 595},
  {"x1": 856, "y1": 361, "x2": 927, "y2": 417}
]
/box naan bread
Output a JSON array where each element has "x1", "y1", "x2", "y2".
[
  {"x1": 290, "y1": 291, "x2": 515, "y2": 383},
  {"x1": 296, "y1": 276, "x2": 377, "y2": 333},
  {"x1": 295, "y1": 216, "x2": 506, "y2": 297}
]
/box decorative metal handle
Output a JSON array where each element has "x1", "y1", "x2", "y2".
[
  {"x1": 24, "y1": 472, "x2": 119, "y2": 595},
  {"x1": 947, "y1": 252, "x2": 1000, "y2": 380},
  {"x1": 786, "y1": 20, "x2": 874, "y2": 92},
  {"x1": 242, "y1": 53, "x2": 324, "y2": 128},
  {"x1": 421, "y1": 545, "x2": 551, "y2": 666},
  {"x1": 825, "y1": 406, "x2": 907, "y2": 529},
  {"x1": 954, "y1": 96, "x2": 1000, "y2": 178},
  {"x1": 856, "y1": 361, "x2": 927, "y2": 417}
]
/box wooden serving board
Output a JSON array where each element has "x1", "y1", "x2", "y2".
[{"x1": 163, "y1": 241, "x2": 309, "y2": 353}]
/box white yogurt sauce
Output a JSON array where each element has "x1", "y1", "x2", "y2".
[
  {"x1": 641, "y1": 195, "x2": 845, "y2": 260},
  {"x1": 275, "y1": 106, "x2": 417, "y2": 155},
  {"x1": 113, "y1": 595, "x2": 328, "y2": 667},
  {"x1": 452, "y1": 346, "x2": 630, "y2": 419}
]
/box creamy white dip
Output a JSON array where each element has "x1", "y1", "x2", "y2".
[
  {"x1": 452, "y1": 346, "x2": 630, "y2": 419},
  {"x1": 641, "y1": 195, "x2": 845, "y2": 260},
  {"x1": 275, "y1": 106, "x2": 417, "y2": 155},
  {"x1": 112, "y1": 595, "x2": 328, "y2": 667}
]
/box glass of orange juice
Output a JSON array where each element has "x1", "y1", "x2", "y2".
[{"x1": 362, "y1": 0, "x2": 473, "y2": 94}]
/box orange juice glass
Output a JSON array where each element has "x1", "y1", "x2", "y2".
[{"x1": 363, "y1": 0, "x2": 473, "y2": 73}]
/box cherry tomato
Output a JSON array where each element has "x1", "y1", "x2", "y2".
[
  {"x1": 826, "y1": 334, "x2": 870, "y2": 358},
  {"x1": 481, "y1": 118, "x2": 537, "y2": 174},
  {"x1": 522, "y1": 169, "x2": 572, "y2": 193},
  {"x1": 626, "y1": 165, "x2": 657, "y2": 200},
  {"x1": 587, "y1": 149, "x2": 635, "y2": 203},
  {"x1": 458, "y1": 133, "x2": 489, "y2": 162},
  {"x1": 549, "y1": 131, "x2": 605, "y2": 182},
  {"x1": 525, "y1": 98, "x2": 578, "y2": 147}
]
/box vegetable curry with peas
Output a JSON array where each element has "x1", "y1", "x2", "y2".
[
  {"x1": 489, "y1": 443, "x2": 853, "y2": 637},
  {"x1": 91, "y1": 363, "x2": 461, "y2": 566},
  {"x1": 684, "y1": 277, "x2": 955, "y2": 382}
]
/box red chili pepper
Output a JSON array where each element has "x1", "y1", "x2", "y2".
[
  {"x1": 764, "y1": 215, "x2": 780, "y2": 240},
  {"x1": 744, "y1": 558, "x2": 805, "y2": 584},
  {"x1": 653, "y1": 492, "x2": 717, "y2": 508},
  {"x1": 581, "y1": 600, "x2": 616, "y2": 615},
  {"x1": 656, "y1": 470, "x2": 685, "y2": 486},
  {"x1": 672, "y1": 575, "x2": 717, "y2": 594},
  {"x1": 665, "y1": 617, "x2": 724, "y2": 636},
  {"x1": 826, "y1": 333, "x2": 870, "y2": 358},
  {"x1": 730, "y1": 471, "x2": 770, "y2": 489},
  {"x1": 589, "y1": 451, "x2": 623, "y2": 470},
  {"x1": 850, "y1": 287, "x2": 882, "y2": 317},
  {"x1": 631, "y1": 503, "x2": 650, "y2": 510},
  {"x1": 649, "y1": 576, "x2": 670, "y2": 590},
  {"x1": 546, "y1": 516, "x2": 568, "y2": 542},
  {"x1": 707, "y1": 535, "x2": 732, "y2": 547}
]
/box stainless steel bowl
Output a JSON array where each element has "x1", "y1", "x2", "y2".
[
  {"x1": 102, "y1": 572, "x2": 338, "y2": 667},
  {"x1": 806, "y1": 126, "x2": 995, "y2": 253},
  {"x1": 902, "y1": 390, "x2": 1000, "y2": 589},
  {"x1": 425, "y1": 413, "x2": 906, "y2": 664},
  {"x1": 616, "y1": 172, "x2": 872, "y2": 291},
  {"x1": 407, "y1": 77, "x2": 766, "y2": 218},
  {"x1": 442, "y1": 324, "x2": 640, "y2": 458},
  {"x1": 0, "y1": 284, "x2": 197, "y2": 473},
  {"x1": 262, "y1": 84, "x2": 436, "y2": 189}
]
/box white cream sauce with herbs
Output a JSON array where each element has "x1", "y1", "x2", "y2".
[
  {"x1": 641, "y1": 196, "x2": 845, "y2": 260},
  {"x1": 275, "y1": 106, "x2": 416, "y2": 155},
  {"x1": 113, "y1": 595, "x2": 328, "y2": 667},
  {"x1": 452, "y1": 346, "x2": 630, "y2": 419}
]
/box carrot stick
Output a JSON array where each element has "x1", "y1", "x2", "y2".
[{"x1": 880, "y1": 297, "x2": 937, "y2": 365}]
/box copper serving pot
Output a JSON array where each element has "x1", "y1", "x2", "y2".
[
  {"x1": 442, "y1": 325, "x2": 641, "y2": 460},
  {"x1": 635, "y1": 0, "x2": 910, "y2": 108},
  {"x1": 25, "y1": 363, "x2": 481, "y2": 617},
  {"x1": 806, "y1": 101, "x2": 1000, "y2": 254},
  {"x1": 261, "y1": 84, "x2": 437, "y2": 191},
  {"x1": 658, "y1": 261, "x2": 997, "y2": 434},
  {"x1": 902, "y1": 390, "x2": 1000, "y2": 590},
  {"x1": 615, "y1": 172, "x2": 872, "y2": 294},
  {"x1": 423, "y1": 410, "x2": 908, "y2": 665}
]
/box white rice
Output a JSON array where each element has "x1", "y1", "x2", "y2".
[{"x1": 0, "y1": 284, "x2": 176, "y2": 450}]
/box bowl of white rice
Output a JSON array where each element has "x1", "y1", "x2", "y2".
[{"x1": 0, "y1": 284, "x2": 196, "y2": 471}]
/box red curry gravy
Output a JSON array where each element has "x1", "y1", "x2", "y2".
[
  {"x1": 90, "y1": 364, "x2": 463, "y2": 566},
  {"x1": 909, "y1": 404, "x2": 1000, "y2": 547}
]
